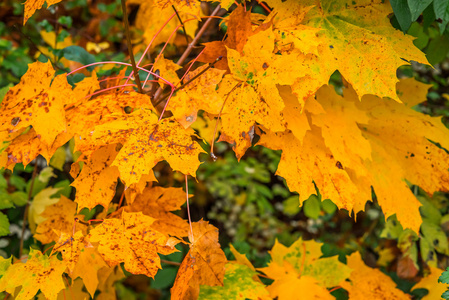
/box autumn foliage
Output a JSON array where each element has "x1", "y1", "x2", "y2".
[{"x1": 1, "y1": 0, "x2": 449, "y2": 299}]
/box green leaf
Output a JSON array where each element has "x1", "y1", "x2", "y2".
[
  {"x1": 434, "y1": 0, "x2": 449, "y2": 33},
  {"x1": 442, "y1": 290, "x2": 449, "y2": 299},
  {"x1": 198, "y1": 263, "x2": 269, "y2": 300},
  {"x1": 303, "y1": 194, "x2": 321, "y2": 219},
  {"x1": 381, "y1": 215, "x2": 404, "y2": 239},
  {"x1": 0, "y1": 194, "x2": 14, "y2": 210},
  {"x1": 439, "y1": 267, "x2": 449, "y2": 283},
  {"x1": 63, "y1": 46, "x2": 96, "y2": 71},
  {"x1": 421, "y1": 221, "x2": 449, "y2": 255},
  {"x1": 391, "y1": 0, "x2": 413, "y2": 32},
  {"x1": 10, "y1": 191, "x2": 28, "y2": 207},
  {"x1": 49, "y1": 147, "x2": 66, "y2": 171},
  {"x1": 283, "y1": 195, "x2": 300, "y2": 216},
  {"x1": 418, "y1": 195, "x2": 442, "y2": 225},
  {"x1": 420, "y1": 237, "x2": 437, "y2": 267},
  {"x1": 407, "y1": 0, "x2": 433, "y2": 21},
  {"x1": 321, "y1": 199, "x2": 337, "y2": 215},
  {"x1": 0, "y1": 212, "x2": 9, "y2": 237}
]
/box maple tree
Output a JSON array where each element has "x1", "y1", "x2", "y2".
[{"x1": 1, "y1": 0, "x2": 449, "y2": 299}]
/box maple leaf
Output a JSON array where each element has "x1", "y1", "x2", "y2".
[
  {"x1": 171, "y1": 220, "x2": 227, "y2": 300},
  {"x1": 89, "y1": 211, "x2": 179, "y2": 278},
  {"x1": 341, "y1": 252, "x2": 410, "y2": 299},
  {"x1": 89, "y1": 109, "x2": 203, "y2": 186},
  {"x1": 0, "y1": 249, "x2": 66, "y2": 300},
  {"x1": 0, "y1": 61, "x2": 72, "y2": 146},
  {"x1": 52, "y1": 230, "x2": 91, "y2": 274},
  {"x1": 168, "y1": 65, "x2": 226, "y2": 128},
  {"x1": 28, "y1": 186, "x2": 63, "y2": 232},
  {"x1": 412, "y1": 267, "x2": 449, "y2": 300},
  {"x1": 259, "y1": 238, "x2": 351, "y2": 299},
  {"x1": 70, "y1": 248, "x2": 108, "y2": 298},
  {"x1": 130, "y1": 0, "x2": 200, "y2": 47},
  {"x1": 121, "y1": 185, "x2": 190, "y2": 237},
  {"x1": 71, "y1": 144, "x2": 120, "y2": 211},
  {"x1": 23, "y1": 0, "x2": 63, "y2": 25},
  {"x1": 34, "y1": 195, "x2": 87, "y2": 244},
  {"x1": 199, "y1": 5, "x2": 255, "y2": 70},
  {"x1": 267, "y1": 0, "x2": 429, "y2": 101},
  {"x1": 198, "y1": 263, "x2": 271, "y2": 300},
  {"x1": 260, "y1": 79, "x2": 449, "y2": 233}
]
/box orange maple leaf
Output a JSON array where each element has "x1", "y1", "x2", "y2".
[
  {"x1": 121, "y1": 185, "x2": 190, "y2": 237},
  {"x1": 71, "y1": 144, "x2": 120, "y2": 211},
  {"x1": 88, "y1": 110, "x2": 203, "y2": 185},
  {"x1": 171, "y1": 220, "x2": 227, "y2": 300},
  {"x1": 89, "y1": 211, "x2": 179, "y2": 278}
]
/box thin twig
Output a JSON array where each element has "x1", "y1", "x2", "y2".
[
  {"x1": 117, "y1": 189, "x2": 126, "y2": 208},
  {"x1": 161, "y1": 259, "x2": 181, "y2": 266},
  {"x1": 172, "y1": 5, "x2": 189, "y2": 45},
  {"x1": 19, "y1": 162, "x2": 38, "y2": 258},
  {"x1": 177, "y1": 5, "x2": 222, "y2": 66},
  {"x1": 153, "y1": 56, "x2": 223, "y2": 108},
  {"x1": 121, "y1": 0, "x2": 143, "y2": 93},
  {"x1": 152, "y1": 5, "x2": 222, "y2": 101}
]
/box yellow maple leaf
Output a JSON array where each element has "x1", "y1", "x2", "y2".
[
  {"x1": 267, "y1": 0, "x2": 429, "y2": 101},
  {"x1": 259, "y1": 238, "x2": 351, "y2": 297},
  {"x1": 52, "y1": 230, "x2": 91, "y2": 274},
  {"x1": 71, "y1": 144, "x2": 120, "y2": 211},
  {"x1": 23, "y1": 0, "x2": 63, "y2": 25},
  {"x1": 121, "y1": 185, "x2": 190, "y2": 237},
  {"x1": 0, "y1": 249, "x2": 66, "y2": 300},
  {"x1": 342, "y1": 252, "x2": 410, "y2": 299},
  {"x1": 171, "y1": 220, "x2": 227, "y2": 300},
  {"x1": 90, "y1": 110, "x2": 203, "y2": 185},
  {"x1": 168, "y1": 65, "x2": 226, "y2": 128},
  {"x1": 0, "y1": 61, "x2": 72, "y2": 146},
  {"x1": 34, "y1": 195, "x2": 87, "y2": 244},
  {"x1": 412, "y1": 267, "x2": 448, "y2": 300},
  {"x1": 70, "y1": 248, "x2": 108, "y2": 298},
  {"x1": 89, "y1": 211, "x2": 179, "y2": 278}
]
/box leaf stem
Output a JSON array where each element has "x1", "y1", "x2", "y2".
[
  {"x1": 19, "y1": 162, "x2": 38, "y2": 258},
  {"x1": 120, "y1": 0, "x2": 143, "y2": 93}
]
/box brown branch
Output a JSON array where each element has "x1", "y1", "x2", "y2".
[
  {"x1": 152, "y1": 4, "x2": 222, "y2": 102},
  {"x1": 161, "y1": 259, "x2": 181, "y2": 266},
  {"x1": 176, "y1": 4, "x2": 222, "y2": 66},
  {"x1": 19, "y1": 162, "x2": 38, "y2": 258},
  {"x1": 121, "y1": 0, "x2": 143, "y2": 93}
]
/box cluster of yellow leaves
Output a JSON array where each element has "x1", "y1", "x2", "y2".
[{"x1": 3, "y1": 0, "x2": 449, "y2": 298}]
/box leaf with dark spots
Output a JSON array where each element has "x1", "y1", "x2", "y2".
[
  {"x1": 91, "y1": 110, "x2": 203, "y2": 186},
  {"x1": 0, "y1": 249, "x2": 66, "y2": 300},
  {"x1": 89, "y1": 211, "x2": 179, "y2": 278},
  {"x1": 0, "y1": 61, "x2": 72, "y2": 145}
]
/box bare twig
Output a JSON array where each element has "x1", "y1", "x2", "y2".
[
  {"x1": 121, "y1": 0, "x2": 143, "y2": 93},
  {"x1": 153, "y1": 5, "x2": 222, "y2": 101},
  {"x1": 172, "y1": 5, "x2": 189, "y2": 45}
]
